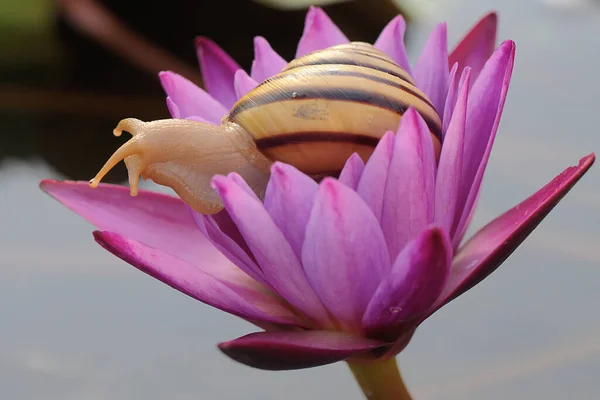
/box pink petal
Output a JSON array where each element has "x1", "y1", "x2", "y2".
[
  {"x1": 338, "y1": 153, "x2": 365, "y2": 190},
  {"x1": 435, "y1": 68, "x2": 470, "y2": 234},
  {"x1": 159, "y1": 71, "x2": 227, "y2": 124},
  {"x1": 437, "y1": 154, "x2": 595, "y2": 309},
  {"x1": 414, "y1": 23, "x2": 449, "y2": 114},
  {"x1": 250, "y1": 36, "x2": 287, "y2": 83},
  {"x1": 357, "y1": 131, "x2": 395, "y2": 221},
  {"x1": 165, "y1": 97, "x2": 180, "y2": 118},
  {"x1": 453, "y1": 41, "x2": 516, "y2": 245},
  {"x1": 195, "y1": 37, "x2": 241, "y2": 109},
  {"x1": 234, "y1": 69, "x2": 258, "y2": 99},
  {"x1": 374, "y1": 15, "x2": 412, "y2": 74},
  {"x1": 302, "y1": 178, "x2": 391, "y2": 331},
  {"x1": 449, "y1": 12, "x2": 498, "y2": 85},
  {"x1": 219, "y1": 330, "x2": 386, "y2": 370},
  {"x1": 211, "y1": 175, "x2": 331, "y2": 326},
  {"x1": 381, "y1": 109, "x2": 436, "y2": 261},
  {"x1": 94, "y1": 231, "x2": 301, "y2": 328},
  {"x1": 40, "y1": 181, "x2": 231, "y2": 277},
  {"x1": 263, "y1": 162, "x2": 318, "y2": 259},
  {"x1": 442, "y1": 63, "x2": 459, "y2": 135},
  {"x1": 296, "y1": 6, "x2": 348, "y2": 57},
  {"x1": 362, "y1": 226, "x2": 451, "y2": 335}
]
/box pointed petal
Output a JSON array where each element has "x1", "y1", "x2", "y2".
[
  {"x1": 40, "y1": 181, "x2": 231, "y2": 275},
  {"x1": 435, "y1": 68, "x2": 470, "y2": 234},
  {"x1": 437, "y1": 154, "x2": 595, "y2": 309},
  {"x1": 357, "y1": 131, "x2": 395, "y2": 221},
  {"x1": 94, "y1": 231, "x2": 301, "y2": 327},
  {"x1": 264, "y1": 162, "x2": 318, "y2": 259},
  {"x1": 338, "y1": 153, "x2": 365, "y2": 190},
  {"x1": 296, "y1": 6, "x2": 348, "y2": 57},
  {"x1": 363, "y1": 227, "x2": 451, "y2": 332},
  {"x1": 159, "y1": 71, "x2": 227, "y2": 123},
  {"x1": 219, "y1": 330, "x2": 386, "y2": 370},
  {"x1": 454, "y1": 41, "x2": 516, "y2": 245},
  {"x1": 414, "y1": 23, "x2": 449, "y2": 114},
  {"x1": 251, "y1": 36, "x2": 287, "y2": 83},
  {"x1": 211, "y1": 175, "x2": 330, "y2": 326},
  {"x1": 195, "y1": 37, "x2": 241, "y2": 109},
  {"x1": 234, "y1": 69, "x2": 258, "y2": 99},
  {"x1": 442, "y1": 63, "x2": 458, "y2": 135},
  {"x1": 449, "y1": 12, "x2": 498, "y2": 84},
  {"x1": 374, "y1": 15, "x2": 412, "y2": 74},
  {"x1": 302, "y1": 178, "x2": 391, "y2": 330},
  {"x1": 381, "y1": 109, "x2": 436, "y2": 260}
]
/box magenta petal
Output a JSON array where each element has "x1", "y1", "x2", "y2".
[
  {"x1": 94, "y1": 231, "x2": 301, "y2": 327},
  {"x1": 264, "y1": 163, "x2": 318, "y2": 259},
  {"x1": 234, "y1": 69, "x2": 258, "y2": 99},
  {"x1": 338, "y1": 153, "x2": 365, "y2": 190},
  {"x1": 437, "y1": 154, "x2": 595, "y2": 309},
  {"x1": 195, "y1": 37, "x2": 241, "y2": 109},
  {"x1": 435, "y1": 68, "x2": 470, "y2": 234},
  {"x1": 357, "y1": 131, "x2": 395, "y2": 221},
  {"x1": 374, "y1": 15, "x2": 412, "y2": 74},
  {"x1": 381, "y1": 109, "x2": 436, "y2": 260},
  {"x1": 296, "y1": 6, "x2": 348, "y2": 57},
  {"x1": 165, "y1": 97, "x2": 180, "y2": 118},
  {"x1": 442, "y1": 63, "x2": 459, "y2": 135},
  {"x1": 40, "y1": 181, "x2": 229, "y2": 272},
  {"x1": 414, "y1": 23, "x2": 449, "y2": 114},
  {"x1": 302, "y1": 179, "x2": 391, "y2": 330},
  {"x1": 219, "y1": 330, "x2": 387, "y2": 370},
  {"x1": 211, "y1": 175, "x2": 330, "y2": 325},
  {"x1": 159, "y1": 71, "x2": 227, "y2": 123},
  {"x1": 251, "y1": 36, "x2": 287, "y2": 83},
  {"x1": 454, "y1": 41, "x2": 516, "y2": 245},
  {"x1": 362, "y1": 227, "x2": 451, "y2": 332},
  {"x1": 449, "y1": 12, "x2": 498, "y2": 84}
]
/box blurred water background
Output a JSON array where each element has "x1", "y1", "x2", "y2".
[{"x1": 1, "y1": 0, "x2": 599, "y2": 398}]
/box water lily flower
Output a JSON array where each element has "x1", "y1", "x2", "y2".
[{"x1": 41, "y1": 7, "x2": 594, "y2": 400}]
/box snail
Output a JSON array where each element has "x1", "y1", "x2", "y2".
[{"x1": 89, "y1": 42, "x2": 442, "y2": 215}]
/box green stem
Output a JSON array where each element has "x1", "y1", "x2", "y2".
[{"x1": 347, "y1": 357, "x2": 412, "y2": 400}]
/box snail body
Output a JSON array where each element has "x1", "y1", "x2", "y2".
[{"x1": 89, "y1": 42, "x2": 442, "y2": 215}]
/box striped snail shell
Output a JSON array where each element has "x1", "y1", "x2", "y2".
[{"x1": 89, "y1": 42, "x2": 442, "y2": 215}]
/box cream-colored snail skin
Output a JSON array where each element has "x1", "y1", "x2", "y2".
[{"x1": 89, "y1": 42, "x2": 443, "y2": 215}]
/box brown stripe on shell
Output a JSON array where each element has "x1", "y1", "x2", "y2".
[
  {"x1": 255, "y1": 131, "x2": 381, "y2": 149},
  {"x1": 230, "y1": 86, "x2": 442, "y2": 141}
]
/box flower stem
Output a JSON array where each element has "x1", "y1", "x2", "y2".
[{"x1": 347, "y1": 357, "x2": 412, "y2": 400}]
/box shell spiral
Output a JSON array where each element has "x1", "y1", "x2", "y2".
[{"x1": 228, "y1": 42, "x2": 442, "y2": 175}]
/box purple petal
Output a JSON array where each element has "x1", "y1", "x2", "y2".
[
  {"x1": 195, "y1": 37, "x2": 241, "y2": 109},
  {"x1": 435, "y1": 68, "x2": 470, "y2": 234},
  {"x1": 94, "y1": 231, "x2": 301, "y2": 328},
  {"x1": 414, "y1": 23, "x2": 449, "y2": 114},
  {"x1": 251, "y1": 36, "x2": 287, "y2": 83},
  {"x1": 190, "y1": 210, "x2": 269, "y2": 289},
  {"x1": 374, "y1": 15, "x2": 412, "y2": 74},
  {"x1": 381, "y1": 109, "x2": 436, "y2": 260},
  {"x1": 338, "y1": 153, "x2": 365, "y2": 190},
  {"x1": 234, "y1": 69, "x2": 258, "y2": 99},
  {"x1": 219, "y1": 330, "x2": 386, "y2": 370},
  {"x1": 436, "y1": 154, "x2": 595, "y2": 309},
  {"x1": 442, "y1": 63, "x2": 459, "y2": 135},
  {"x1": 159, "y1": 71, "x2": 226, "y2": 123},
  {"x1": 302, "y1": 178, "x2": 391, "y2": 331},
  {"x1": 211, "y1": 175, "x2": 331, "y2": 326},
  {"x1": 357, "y1": 131, "x2": 395, "y2": 221},
  {"x1": 449, "y1": 12, "x2": 498, "y2": 84},
  {"x1": 263, "y1": 162, "x2": 318, "y2": 259},
  {"x1": 165, "y1": 97, "x2": 180, "y2": 118},
  {"x1": 362, "y1": 227, "x2": 451, "y2": 334},
  {"x1": 453, "y1": 41, "x2": 516, "y2": 245},
  {"x1": 40, "y1": 181, "x2": 229, "y2": 273},
  {"x1": 296, "y1": 6, "x2": 348, "y2": 57}
]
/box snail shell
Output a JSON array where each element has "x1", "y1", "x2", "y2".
[{"x1": 89, "y1": 42, "x2": 442, "y2": 215}]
